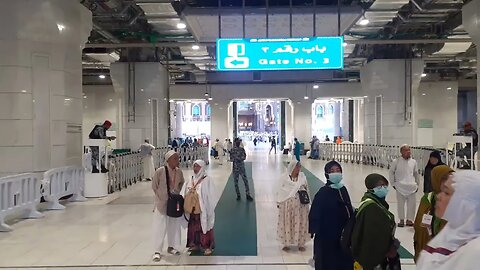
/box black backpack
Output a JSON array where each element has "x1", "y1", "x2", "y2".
[{"x1": 340, "y1": 198, "x2": 374, "y2": 255}]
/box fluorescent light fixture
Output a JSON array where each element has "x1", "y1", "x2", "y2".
[
  {"x1": 304, "y1": 96, "x2": 309, "y2": 100},
  {"x1": 421, "y1": 73, "x2": 427, "y2": 77},
  {"x1": 21, "y1": 90, "x2": 27, "y2": 93},
  {"x1": 64, "y1": 98, "x2": 71, "y2": 101},
  {"x1": 176, "y1": 22, "x2": 187, "y2": 29},
  {"x1": 192, "y1": 45, "x2": 200, "y2": 50},
  {"x1": 363, "y1": 96, "x2": 368, "y2": 98},
  {"x1": 359, "y1": 18, "x2": 369, "y2": 26},
  {"x1": 313, "y1": 84, "x2": 319, "y2": 89},
  {"x1": 447, "y1": 87, "x2": 452, "y2": 90},
  {"x1": 99, "y1": 74, "x2": 106, "y2": 79}
]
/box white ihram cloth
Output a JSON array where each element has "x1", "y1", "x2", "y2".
[
  {"x1": 417, "y1": 171, "x2": 480, "y2": 270},
  {"x1": 389, "y1": 157, "x2": 419, "y2": 196},
  {"x1": 180, "y1": 160, "x2": 216, "y2": 234}
]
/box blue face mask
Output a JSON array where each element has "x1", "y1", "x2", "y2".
[
  {"x1": 372, "y1": 186, "x2": 389, "y2": 198},
  {"x1": 329, "y1": 173, "x2": 344, "y2": 189}
]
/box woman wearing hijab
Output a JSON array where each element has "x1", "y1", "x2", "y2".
[
  {"x1": 308, "y1": 161, "x2": 354, "y2": 270},
  {"x1": 351, "y1": 174, "x2": 400, "y2": 270},
  {"x1": 276, "y1": 162, "x2": 311, "y2": 251},
  {"x1": 413, "y1": 165, "x2": 453, "y2": 261},
  {"x1": 181, "y1": 160, "x2": 216, "y2": 256},
  {"x1": 417, "y1": 171, "x2": 480, "y2": 270},
  {"x1": 423, "y1": 151, "x2": 444, "y2": 193}
]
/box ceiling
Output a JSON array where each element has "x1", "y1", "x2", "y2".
[{"x1": 80, "y1": 0, "x2": 477, "y2": 85}]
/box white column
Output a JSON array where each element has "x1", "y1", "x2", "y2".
[
  {"x1": 175, "y1": 102, "x2": 183, "y2": 138},
  {"x1": 0, "y1": 0, "x2": 91, "y2": 175},
  {"x1": 341, "y1": 100, "x2": 350, "y2": 141},
  {"x1": 463, "y1": 0, "x2": 480, "y2": 132},
  {"x1": 285, "y1": 100, "x2": 295, "y2": 144},
  {"x1": 211, "y1": 102, "x2": 229, "y2": 142},
  {"x1": 110, "y1": 63, "x2": 169, "y2": 149},
  {"x1": 333, "y1": 102, "x2": 341, "y2": 137},
  {"x1": 293, "y1": 100, "x2": 313, "y2": 144},
  {"x1": 361, "y1": 59, "x2": 424, "y2": 146},
  {"x1": 353, "y1": 99, "x2": 365, "y2": 143}
]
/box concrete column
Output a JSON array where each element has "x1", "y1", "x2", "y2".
[
  {"x1": 334, "y1": 102, "x2": 341, "y2": 137},
  {"x1": 341, "y1": 99, "x2": 350, "y2": 141},
  {"x1": 463, "y1": 0, "x2": 480, "y2": 131},
  {"x1": 110, "y1": 63, "x2": 169, "y2": 149},
  {"x1": 175, "y1": 102, "x2": 183, "y2": 138},
  {"x1": 0, "y1": 1, "x2": 91, "y2": 175},
  {"x1": 285, "y1": 100, "x2": 295, "y2": 145},
  {"x1": 353, "y1": 99, "x2": 365, "y2": 143},
  {"x1": 293, "y1": 99, "x2": 313, "y2": 145},
  {"x1": 211, "y1": 102, "x2": 229, "y2": 142},
  {"x1": 361, "y1": 59, "x2": 424, "y2": 146}
]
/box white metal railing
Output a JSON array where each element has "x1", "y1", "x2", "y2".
[
  {"x1": 0, "y1": 173, "x2": 44, "y2": 232},
  {"x1": 42, "y1": 166, "x2": 86, "y2": 210},
  {"x1": 107, "y1": 146, "x2": 209, "y2": 194},
  {"x1": 318, "y1": 143, "x2": 438, "y2": 176}
]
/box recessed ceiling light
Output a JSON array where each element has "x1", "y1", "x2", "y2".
[
  {"x1": 447, "y1": 87, "x2": 452, "y2": 90},
  {"x1": 359, "y1": 18, "x2": 369, "y2": 26},
  {"x1": 192, "y1": 45, "x2": 200, "y2": 50},
  {"x1": 363, "y1": 96, "x2": 368, "y2": 98},
  {"x1": 313, "y1": 84, "x2": 319, "y2": 89},
  {"x1": 304, "y1": 96, "x2": 309, "y2": 100},
  {"x1": 421, "y1": 73, "x2": 427, "y2": 78},
  {"x1": 64, "y1": 98, "x2": 71, "y2": 101},
  {"x1": 109, "y1": 99, "x2": 113, "y2": 102},
  {"x1": 141, "y1": 88, "x2": 144, "y2": 92},
  {"x1": 83, "y1": 96, "x2": 87, "y2": 99},
  {"x1": 99, "y1": 74, "x2": 106, "y2": 79},
  {"x1": 204, "y1": 92, "x2": 209, "y2": 97},
  {"x1": 342, "y1": 42, "x2": 348, "y2": 47},
  {"x1": 21, "y1": 90, "x2": 27, "y2": 93},
  {"x1": 208, "y1": 97, "x2": 213, "y2": 101},
  {"x1": 57, "y1": 24, "x2": 65, "y2": 32},
  {"x1": 422, "y1": 93, "x2": 426, "y2": 96},
  {"x1": 177, "y1": 22, "x2": 187, "y2": 29}
]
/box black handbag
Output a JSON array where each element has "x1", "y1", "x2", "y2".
[
  {"x1": 165, "y1": 166, "x2": 184, "y2": 218},
  {"x1": 298, "y1": 187, "x2": 310, "y2": 205}
]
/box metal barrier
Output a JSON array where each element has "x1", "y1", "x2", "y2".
[
  {"x1": 0, "y1": 173, "x2": 44, "y2": 232},
  {"x1": 42, "y1": 166, "x2": 86, "y2": 210},
  {"x1": 319, "y1": 143, "x2": 437, "y2": 176},
  {"x1": 107, "y1": 146, "x2": 209, "y2": 194}
]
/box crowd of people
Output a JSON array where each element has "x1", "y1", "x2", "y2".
[{"x1": 146, "y1": 128, "x2": 480, "y2": 269}]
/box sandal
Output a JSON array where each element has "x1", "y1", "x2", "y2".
[
  {"x1": 204, "y1": 249, "x2": 213, "y2": 256},
  {"x1": 167, "y1": 247, "x2": 181, "y2": 255},
  {"x1": 152, "y1": 252, "x2": 161, "y2": 262}
]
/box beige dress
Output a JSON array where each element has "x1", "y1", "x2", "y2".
[{"x1": 277, "y1": 177, "x2": 310, "y2": 247}]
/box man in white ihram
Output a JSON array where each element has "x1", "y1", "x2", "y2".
[
  {"x1": 152, "y1": 150, "x2": 185, "y2": 261},
  {"x1": 389, "y1": 144, "x2": 419, "y2": 228},
  {"x1": 139, "y1": 138, "x2": 156, "y2": 181}
]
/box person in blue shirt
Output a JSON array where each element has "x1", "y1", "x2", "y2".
[{"x1": 294, "y1": 138, "x2": 301, "y2": 162}]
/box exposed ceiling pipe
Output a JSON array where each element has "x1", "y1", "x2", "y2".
[
  {"x1": 92, "y1": 23, "x2": 121, "y2": 43},
  {"x1": 84, "y1": 38, "x2": 473, "y2": 48}
]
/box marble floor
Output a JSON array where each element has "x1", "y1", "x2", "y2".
[{"x1": 0, "y1": 146, "x2": 419, "y2": 270}]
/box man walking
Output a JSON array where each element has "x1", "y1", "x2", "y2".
[
  {"x1": 139, "y1": 138, "x2": 156, "y2": 181},
  {"x1": 269, "y1": 136, "x2": 277, "y2": 154},
  {"x1": 389, "y1": 144, "x2": 418, "y2": 227},
  {"x1": 152, "y1": 150, "x2": 185, "y2": 261},
  {"x1": 230, "y1": 139, "x2": 253, "y2": 201}
]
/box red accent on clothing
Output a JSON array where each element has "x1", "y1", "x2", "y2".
[{"x1": 424, "y1": 245, "x2": 455, "y2": 256}]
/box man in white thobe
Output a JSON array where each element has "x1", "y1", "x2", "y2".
[
  {"x1": 389, "y1": 144, "x2": 418, "y2": 227},
  {"x1": 214, "y1": 139, "x2": 225, "y2": 165},
  {"x1": 139, "y1": 138, "x2": 156, "y2": 181},
  {"x1": 152, "y1": 150, "x2": 185, "y2": 261}
]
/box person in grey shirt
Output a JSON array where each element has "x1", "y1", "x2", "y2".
[{"x1": 139, "y1": 138, "x2": 156, "y2": 181}]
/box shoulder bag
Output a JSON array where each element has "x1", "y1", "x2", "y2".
[{"x1": 165, "y1": 166, "x2": 184, "y2": 218}]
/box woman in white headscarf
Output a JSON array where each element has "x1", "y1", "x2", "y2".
[
  {"x1": 181, "y1": 160, "x2": 216, "y2": 255},
  {"x1": 416, "y1": 170, "x2": 480, "y2": 270},
  {"x1": 276, "y1": 161, "x2": 311, "y2": 251}
]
